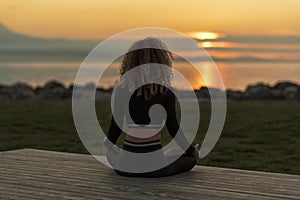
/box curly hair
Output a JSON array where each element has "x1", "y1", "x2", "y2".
[{"x1": 119, "y1": 37, "x2": 173, "y2": 100}]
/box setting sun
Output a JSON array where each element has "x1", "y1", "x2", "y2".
[
  {"x1": 189, "y1": 32, "x2": 219, "y2": 40},
  {"x1": 199, "y1": 41, "x2": 213, "y2": 48}
]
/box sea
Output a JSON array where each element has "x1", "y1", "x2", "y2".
[{"x1": 1, "y1": 60, "x2": 299, "y2": 91}]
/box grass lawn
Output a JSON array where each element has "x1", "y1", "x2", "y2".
[{"x1": 0, "y1": 99, "x2": 299, "y2": 175}]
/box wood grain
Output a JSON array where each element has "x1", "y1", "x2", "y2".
[{"x1": 0, "y1": 149, "x2": 299, "y2": 200}]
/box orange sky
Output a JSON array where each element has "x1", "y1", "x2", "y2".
[{"x1": 1, "y1": 0, "x2": 300, "y2": 39}]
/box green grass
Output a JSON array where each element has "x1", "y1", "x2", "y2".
[{"x1": 0, "y1": 99, "x2": 299, "y2": 175}]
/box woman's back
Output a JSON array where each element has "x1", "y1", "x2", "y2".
[
  {"x1": 104, "y1": 37, "x2": 198, "y2": 177},
  {"x1": 107, "y1": 85, "x2": 194, "y2": 154}
]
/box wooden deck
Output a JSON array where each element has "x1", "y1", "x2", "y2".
[{"x1": 0, "y1": 149, "x2": 299, "y2": 200}]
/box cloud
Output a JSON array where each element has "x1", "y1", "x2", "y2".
[{"x1": 197, "y1": 35, "x2": 300, "y2": 44}]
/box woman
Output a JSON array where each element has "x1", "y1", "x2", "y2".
[{"x1": 104, "y1": 37, "x2": 199, "y2": 177}]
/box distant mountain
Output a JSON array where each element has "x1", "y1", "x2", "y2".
[
  {"x1": 0, "y1": 23, "x2": 46, "y2": 44},
  {"x1": 0, "y1": 23, "x2": 98, "y2": 50},
  {"x1": 0, "y1": 23, "x2": 103, "y2": 62}
]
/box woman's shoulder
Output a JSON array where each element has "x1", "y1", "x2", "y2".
[{"x1": 164, "y1": 87, "x2": 176, "y2": 97}]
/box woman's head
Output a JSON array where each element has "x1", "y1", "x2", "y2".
[{"x1": 120, "y1": 37, "x2": 173, "y2": 99}]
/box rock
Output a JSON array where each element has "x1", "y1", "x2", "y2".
[
  {"x1": 271, "y1": 82, "x2": 299, "y2": 100},
  {"x1": 61, "y1": 84, "x2": 73, "y2": 99},
  {"x1": 269, "y1": 88, "x2": 285, "y2": 100},
  {"x1": 195, "y1": 87, "x2": 210, "y2": 99},
  {"x1": 84, "y1": 82, "x2": 96, "y2": 90},
  {"x1": 35, "y1": 80, "x2": 66, "y2": 99},
  {"x1": 226, "y1": 90, "x2": 244, "y2": 100},
  {"x1": 71, "y1": 83, "x2": 97, "y2": 99},
  {"x1": 195, "y1": 87, "x2": 225, "y2": 99},
  {"x1": 11, "y1": 82, "x2": 35, "y2": 99},
  {"x1": 244, "y1": 83, "x2": 272, "y2": 100},
  {"x1": 272, "y1": 82, "x2": 299, "y2": 91},
  {"x1": 283, "y1": 86, "x2": 299, "y2": 100},
  {"x1": 296, "y1": 89, "x2": 300, "y2": 101},
  {"x1": 0, "y1": 82, "x2": 35, "y2": 99},
  {"x1": 97, "y1": 87, "x2": 114, "y2": 93}
]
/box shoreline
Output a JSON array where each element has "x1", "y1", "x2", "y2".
[{"x1": 0, "y1": 79, "x2": 300, "y2": 101}]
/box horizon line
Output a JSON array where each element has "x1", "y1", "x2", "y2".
[{"x1": 2, "y1": 22, "x2": 300, "y2": 41}]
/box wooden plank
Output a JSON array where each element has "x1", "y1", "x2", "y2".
[
  {"x1": 1, "y1": 154, "x2": 298, "y2": 193},
  {"x1": 0, "y1": 148, "x2": 299, "y2": 200},
  {"x1": 4, "y1": 148, "x2": 299, "y2": 179},
  {"x1": 2, "y1": 148, "x2": 299, "y2": 186},
  {"x1": 0, "y1": 158, "x2": 298, "y2": 198},
  {"x1": 1, "y1": 150, "x2": 299, "y2": 188},
  {"x1": 1, "y1": 149, "x2": 298, "y2": 198}
]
